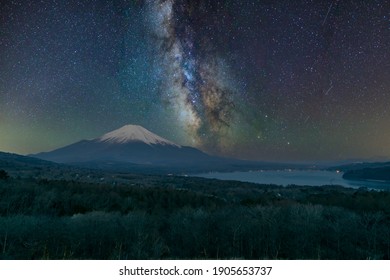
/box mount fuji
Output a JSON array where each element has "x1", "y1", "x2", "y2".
[{"x1": 32, "y1": 125, "x2": 219, "y2": 168}]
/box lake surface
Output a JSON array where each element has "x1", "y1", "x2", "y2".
[{"x1": 196, "y1": 170, "x2": 390, "y2": 191}]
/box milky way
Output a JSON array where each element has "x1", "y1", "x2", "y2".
[
  {"x1": 1, "y1": 0, "x2": 389, "y2": 161},
  {"x1": 147, "y1": 0, "x2": 237, "y2": 151}
]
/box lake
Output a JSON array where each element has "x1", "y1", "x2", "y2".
[{"x1": 196, "y1": 170, "x2": 390, "y2": 191}]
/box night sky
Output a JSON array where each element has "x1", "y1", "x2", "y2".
[{"x1": 1, "y1": 0, "x2": 389, "y2": 161}]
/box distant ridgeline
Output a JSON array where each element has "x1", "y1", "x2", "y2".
[{"x1": 343, "y1": 167, "x2": 390, "y2": 181}]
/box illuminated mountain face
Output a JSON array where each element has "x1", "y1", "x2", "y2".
[{"x1": 98, "y1": 125, "x2": 180, "y2": 146}]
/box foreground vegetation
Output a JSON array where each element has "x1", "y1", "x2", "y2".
[{"x1": 0, "y1": 175, "x2": 390, "y2": 259}]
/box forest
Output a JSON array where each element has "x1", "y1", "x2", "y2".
[{"x1": 1, "y1": 171, "x2": 390, "y2": 260}]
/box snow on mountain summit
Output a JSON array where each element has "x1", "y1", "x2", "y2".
[{"x1": 97, "y1": 125, "x2": 180, "y2": 147}]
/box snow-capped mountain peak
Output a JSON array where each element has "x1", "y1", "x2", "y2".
[{"x1": 97, "y1": 125, "x2": 180, "y2": 147}]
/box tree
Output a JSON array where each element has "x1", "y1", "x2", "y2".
[{"x1": 0, "y1": 170, "x2": 9, "y2": 180}]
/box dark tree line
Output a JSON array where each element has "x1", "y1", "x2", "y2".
[
  {"x1": 343, "y1": 167, "x2": 390, "y2": 181},
  {"x1": 0, "y1": 170, "x2": 9, "y2": 180},
  {"x1": 0, "y1": 177, "x2": 390, "y2": 259}
]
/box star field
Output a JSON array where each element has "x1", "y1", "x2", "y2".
[{"x1": 0, "y1": 0, "x2": 389, "y2": 161}]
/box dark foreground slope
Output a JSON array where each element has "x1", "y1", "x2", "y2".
[
  {"x1": 0, "y1": 151, "x2": 110, "y2": 181},
  {"x1": 1, "y1": 174, "x2": 390, "y2": 260}
]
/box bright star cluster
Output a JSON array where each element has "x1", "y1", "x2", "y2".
[{"x1": 0, "y1": 0, "x2": 389, "y2": 161}]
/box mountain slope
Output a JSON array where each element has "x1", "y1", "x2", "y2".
[
  {"x1": 0, "y1": 151, "x2": 55, "y2": 169},
  {"x1": 32, "y1": 125, "x2": 215, "y2": 165},
  {"x1": 0, "y1": 151, "x2": 72, "y2": 179},
  {"x1": 31, "y1": 125, "x2": 306, "y2": 173}
]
